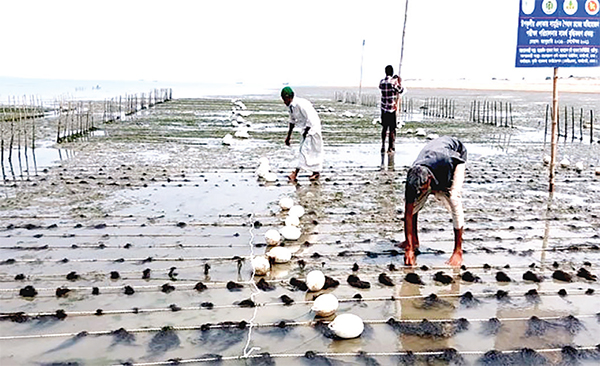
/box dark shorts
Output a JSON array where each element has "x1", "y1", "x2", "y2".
[{"x1": 381, "y1": 111, "x2": 397, "y2": 130}]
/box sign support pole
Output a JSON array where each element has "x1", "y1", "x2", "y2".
[
  {"x1": 359, "y1": 40, "x2": 365, "y2": 104},
  {"x1": 398, "y1": 0, "x2": 409, "y2": 77},
  {"x1": 549, "y1": 67, "x2": 559, "y2": 193}
]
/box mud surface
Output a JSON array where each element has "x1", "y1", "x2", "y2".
[{"x1": 1, "y1": 87, "x2": 599, "y2": 365}]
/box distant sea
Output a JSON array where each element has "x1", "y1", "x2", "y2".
[{"x1": 0, "y1": 77, "x2": 284, "y2": 102}]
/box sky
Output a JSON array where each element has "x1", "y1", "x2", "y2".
[{"x1": 1, "y1": 0, "x2": 599, "y2": 88}]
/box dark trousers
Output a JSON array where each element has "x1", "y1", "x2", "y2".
[{"x1": 381, "y1": 111, "x2": 397, "y2": 152}]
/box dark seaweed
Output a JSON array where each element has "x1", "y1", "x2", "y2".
[
  {"x1": 378, "y1": 273, "x2": 394, "y2": 286},
  {"x1": 404, "y1": 273, "x2": 424, "y2": 285},
  {"x1": 347, "y1": 274, "x2": 370, "y2": 289},
  {"x1": 148, "y1": 326, "x2": 180, "y2": 354}
]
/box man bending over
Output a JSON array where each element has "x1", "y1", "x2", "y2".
[{"x1": 402, "y1": 136, "x2": 467, "y2": 267}]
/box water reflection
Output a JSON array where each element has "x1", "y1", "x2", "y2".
[
  {"x1": 396, "y1": 268, "x2": 461, "y2": 352},
  {"x1": 1, "y1": 146, "x2": 72, "y2": 181}
]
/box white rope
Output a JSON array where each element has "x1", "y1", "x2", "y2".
[
  {"x1": 108, "y1": 345, "x2": 600, "y2": 366},
  {"x1": 241, "y1": 212, "x2": 261, "y2": 358},
  {"x1": 3, "y1": 287, "x2": 598, "y2": 320},
  {"x1": 1, "y1": 313, "x2": 597, "y2": 341}
]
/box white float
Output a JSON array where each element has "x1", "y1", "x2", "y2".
[
  {"x1": 222, "y1": 134, "x2": 233, "y2": 145},
  {"x1": 264, "y1": 172, "x2": 277, "y2": 182},
  {"x1": 264, "y1": 229, "x2": 281, "y2": 246},
  {"x1": 288, "y1": 205, "x2": 305, "y2": 218},
  {"x1": 279, "y1": 225, "x2": 301, "y2": 241},
  {"x1": 328, "y1": 313, "x2": 364, "y2": 339},
  {"x1": 284, "y1": 215, "x2": 300, "y2": 227},
  {"x1": 251, "y1": 256, "x2": 270, "y2": 276},
  {"x1": 279, "y1": 197, "x2": 294, "y2": 210},
  {"x1": 311, "y1": 293, "x2": 338, "y2": 317},
  {"x1": 267, "y1": 247, "x2": 292, "y2": 264},
  {"x1": 306, "y1": 270, "x2": 325, "y2": 292}
]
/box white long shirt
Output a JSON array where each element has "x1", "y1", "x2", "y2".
[{"x1": 288, "y1": 97, "x2": 322, "y2": 135}]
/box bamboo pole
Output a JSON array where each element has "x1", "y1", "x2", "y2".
[
  {"x1": 591, "y1": 110, "x2": 594, "y2": 144},
  {"x1": 549, "y1": 67, "x2": 559, "y2": 193},
  {"x1": 571, "y1": 106, "x2": 575, "y2": 141},
  {"x1": 564, "y1": 105, "x2": 568, "y2": 141},
  {"x1": 579, "y1": 108, "x2": 583, "y2": 141},
  {"x1": 544, "y1": 104, "x2": 549, "y2": 144},
  {"x1": 1, "y1": 102, "x2": 5, "y2": 181}
]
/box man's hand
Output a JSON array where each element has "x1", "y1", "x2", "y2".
[{"x1": 302, "y1": 127, "x2": 310, "y2": 139}]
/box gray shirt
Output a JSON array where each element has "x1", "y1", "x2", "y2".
[{"x1": 413, "y1": 136, "x2": 467, "y2": 191}]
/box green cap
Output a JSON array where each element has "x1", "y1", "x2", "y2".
[{"x1": 281, "y1": 86, "x2": 294, "y2": 98}]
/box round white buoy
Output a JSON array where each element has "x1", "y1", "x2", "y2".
[
  {"x1": 560, "y1": 158, "x2": 570, "y2": 168},
  {"x1": 595, "y1": 167, "x2": 600, "y2": 176},
  {"x1": 267, "y1": 246, "x2": 292, "y2": 264},
  {"x1": 256, "y1": 165, "x2": 269, "y2": 178},
  {"x1": 311, "y1": 293, "x2": 338, "y2": 317},
  {"x1": 288, "y1": 205, "x2": 305, "y2": 218},
  {"x1": 279, "y1": 225, "x2": 301, "y2": 241},
  {"x1": 265, "y1": 229, "x2": 281, "y2": 246},
  {"x1": 328, "y1": 313, "x2": 364, "y2": 339},
  {"x1": 264, "y1": 172, "x2": 277, "y2": 182},
  {"x1": 279, "y1": 197, "x2": 294, "y2": 210},
  {"x1": 234, "y1": 127, "x2": 249, "y2": 139},
  {"x1": 575, "y1": 161, "x2": 584, "y2": 172},
  {"x1": 543, "y1": 155, "x2": 551, "y2": 165},
  {"x1": 306, "y1": 270, "x2": 325, "y2": 292},
  {"x1": 284, "y1": 215, "x2": 300, "y2": 227},
  {"x1": 222, "y1": 134, "x2": 233, "y2": 145},
  {"x1": 251, "y1": 256, "x2": 270, "y2": 276}
]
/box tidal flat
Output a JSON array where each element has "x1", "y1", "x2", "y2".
[{"x1": 1, "y1": 86, "x2": 599, "y2": 365}]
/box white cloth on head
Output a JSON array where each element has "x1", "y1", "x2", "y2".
[{"x1": 433, "y1": 163, "x2": 465, "y2": 229}]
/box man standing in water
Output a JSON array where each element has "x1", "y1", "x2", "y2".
[
  {"x1": 401, "y1": 136, "x2": 467, "y2": 266},
  {"x1": 379, "y1": 65, "x2": 404, "y2": 154},
  {"x1": 281, "y1": 86, "x2": 323, "y2": 182}
]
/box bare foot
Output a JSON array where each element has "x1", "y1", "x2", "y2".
[
  {"x1": 446, "y1": 251, "x2": 463, "y2": 267},
  {"x1": 308, "y1": 172, "x2": 320, "y2": 181},
  {"x1": 404, "y1": 250, "x2": 416, "y2": 266},
  {"x1": 288, "y1": 171, "x2": 298, "y2": 182}
]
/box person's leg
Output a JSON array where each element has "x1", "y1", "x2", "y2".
[
  {"x1": 446, "y1": 163, "x2": 466, "y2": 266},
  {"x1": 381, "y1": 126, "x2": 388, "y2": 153},
  {"x1": 302, "y1": 133, "x2": 323, "y2": 181},
  {"x1": 388, "y1": 111, "x2": 397, "y2": 152}
]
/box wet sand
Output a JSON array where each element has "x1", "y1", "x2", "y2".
[{"x1": 1, "y1": 88, "x2": 600, "y2": 365}]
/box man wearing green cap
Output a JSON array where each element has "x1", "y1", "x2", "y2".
[{"x1": 281, "y1": 86, "x2": 323, "y2": 182}]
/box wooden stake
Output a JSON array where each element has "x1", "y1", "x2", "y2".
[{"x1": 549, "y1": 67, "x2": 559, "y2": 193}]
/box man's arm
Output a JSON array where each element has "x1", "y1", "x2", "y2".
[
  {"x1": 302, "y1": 126, "x2": 310, "y2": 139},
  {"x1": 403, "y1": 201, "x2": 418, "y2": 266},
  {"x1": 285, "y1": 123, "x2": 294, "y2": 146}
]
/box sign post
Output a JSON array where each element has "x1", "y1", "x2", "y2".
[{"x1": 515, "y1": 0, "x2": 600, "y2": 192}]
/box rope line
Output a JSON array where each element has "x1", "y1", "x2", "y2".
[
  {"x1": 1, "y1": 312, "x2": 598, "y2": 341},
  {"x1": 2, "y1": 290, "x2": 598, "y2": 322},
  {"x1": 242, "y1": 212, "x2": 261, "y2": 358},
  {"x1": 104, "y1": 346, "x2": 600, "y2": 366}
]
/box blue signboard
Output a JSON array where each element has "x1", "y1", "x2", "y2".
[{"x1": 516, "y1": 0, "x2": 600, "y2": 67}]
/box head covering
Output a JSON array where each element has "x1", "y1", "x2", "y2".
[{"x1": 281, "y1": 86, "x2": 294, "y2": 98}]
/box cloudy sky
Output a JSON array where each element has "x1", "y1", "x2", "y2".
[{"x1": 1, "y1": 0, "x2": 598, "y2": 88}]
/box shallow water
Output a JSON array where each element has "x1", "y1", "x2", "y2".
[{"x1": 1, "y1": 89, "x2": 599, "y2": 365}]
